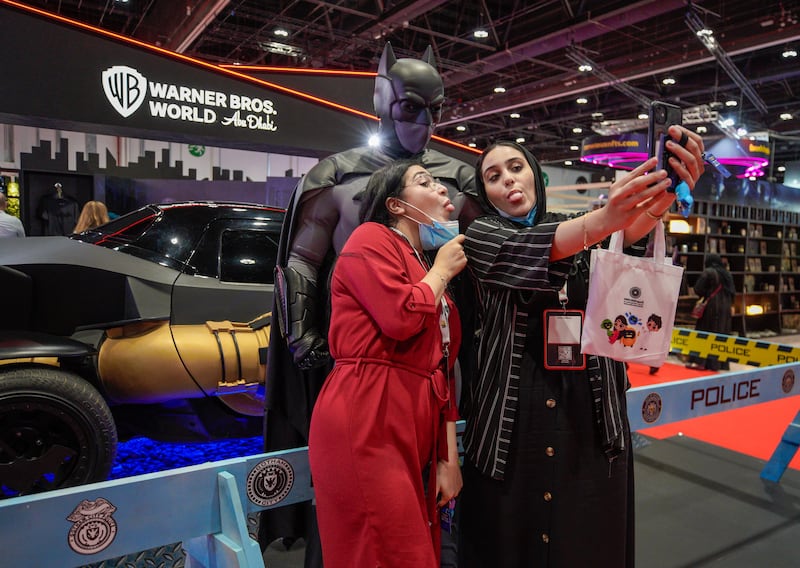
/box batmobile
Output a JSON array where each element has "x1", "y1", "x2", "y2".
[{"x1": 0, "y1": 201, "x2": 284, "y2": 498}]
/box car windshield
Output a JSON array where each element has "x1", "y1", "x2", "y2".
[{"x1": 72, "y1": 203, "x2": 284, "y2": 272}]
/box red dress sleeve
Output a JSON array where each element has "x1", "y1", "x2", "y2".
[{"x1": 335, "y1": 223, "x2": 438, "y2": 341}]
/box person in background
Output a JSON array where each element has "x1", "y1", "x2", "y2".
[
  {"x1": 0, "y1": 191, "x2": 25, "y2": 237},
  {"x1": 73, "y1": 201, "x2": 110, "y2": 234},
  {"x1": 687, "y1": 253, "x2": 735, "y2": 371},
  {"x1": 308, "y1": 160, "x2": 464, "y2": 567},
  {"x1": 458, "y1": 127, "x2": 705, "y2": 567}
]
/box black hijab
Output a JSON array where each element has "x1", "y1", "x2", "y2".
[{"x1": 473, "y1": 141, "x2": 548, "y2": 225}]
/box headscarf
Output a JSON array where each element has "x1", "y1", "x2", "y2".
[
  {"x1": 473, "y1": 141, "x2": 548, "y2": 226},
  {"x1": 705, "y1": 253, "x2": 736, "y2": 295}
]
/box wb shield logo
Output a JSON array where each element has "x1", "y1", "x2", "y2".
[{"x1": 102, "y1": 66, "x2": 147, "y2": 118}]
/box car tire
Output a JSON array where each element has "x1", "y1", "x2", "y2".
[{"x1": 0, "y1": 365, "x2": 117, "y2": 498}]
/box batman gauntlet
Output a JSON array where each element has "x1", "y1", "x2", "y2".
[{"x1": 274, "y1": 265, "x2": 330, "y2": 370}]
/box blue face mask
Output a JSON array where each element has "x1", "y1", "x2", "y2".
[
  {"x1": 418, "y1": 219, "x2": 460, "y2": 250},
  {"x1": 498, "y1": 205, "x2": 537, "y2": 227},
  {"x1": 398, "y1": 200, "x2": 460, "y2": 250}
]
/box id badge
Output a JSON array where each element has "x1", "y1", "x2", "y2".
[{"x1": 543, "y1": 309, "x2": 586, "y2": 370}]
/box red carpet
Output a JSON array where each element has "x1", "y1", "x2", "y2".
[{"x1": 628, "y1": 362, "x2": 800, "y2": 471}]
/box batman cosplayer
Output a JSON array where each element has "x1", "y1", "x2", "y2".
[{"x1": 259, "y1": 43, "x2": 479, "y2": 565}]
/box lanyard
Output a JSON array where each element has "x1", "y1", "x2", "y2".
[
  {"x1": 390, "y1": 227, "x2": 451, "y2": 356},
  {"x1": 558, "y1": 282, "x2": 569, "y2": 311}
]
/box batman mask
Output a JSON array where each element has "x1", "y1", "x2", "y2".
[{"x1": 373, "y1": 43, "x2": 445, "y2": 156}]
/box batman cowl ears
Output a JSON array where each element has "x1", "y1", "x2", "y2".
[{"x1": 373, "y1": 42, "x2": 442, "y2": 119}]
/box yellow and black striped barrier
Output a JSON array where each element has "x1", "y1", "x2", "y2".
[{"x1": 670, "y1": 328, "x2": 800, "y2": 367}]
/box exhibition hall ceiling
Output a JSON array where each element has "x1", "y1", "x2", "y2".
[{"x1": 16, "y1": 0, "x2": 800, "y2": 178}]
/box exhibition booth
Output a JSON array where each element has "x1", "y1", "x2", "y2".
[{"x1": 0, "y1": 0, "x2": 477, "y2": 234}]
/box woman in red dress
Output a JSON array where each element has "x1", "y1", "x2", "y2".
[{"x1": 308, "y1": 160, "x2": 466, "y2": 567}]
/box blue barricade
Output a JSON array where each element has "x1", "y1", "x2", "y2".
[{"x1": 1, "y1": 334, "x2": 799, "y2": 567}]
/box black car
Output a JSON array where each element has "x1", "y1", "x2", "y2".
[{"x1": 0, "y1": 201, "x2": 284, "y2": 498}]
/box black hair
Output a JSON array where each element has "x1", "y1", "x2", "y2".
[
  {"x1": 647, "y1": 314, "x2": 662, "y2": 329},
  {"x1": 473, "y1": 140, "x2": 547, "y2": 226},
  {"x1": 358, "y1": 159, "x2": 422, "y2": 225}
]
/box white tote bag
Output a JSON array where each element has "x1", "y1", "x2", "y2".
[{"x1": 581, "y1": 221, "x2": 683, "y2": 368}]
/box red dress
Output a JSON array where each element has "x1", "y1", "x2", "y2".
[{"x1": 308, "y1": 222, "x2": 461, "y2": 568}]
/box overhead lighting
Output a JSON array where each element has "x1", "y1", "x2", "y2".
[
  {"x1": 516, "y1": 137, "x2": 526, "y2": 143},
  {"x1": 494, "y1": 86, "x2": 506, "y2": 94},
  {"x1": 780, "y1": 112, "x2": 794, "y2": 120},
  {"x1": 737, "y1": 126, "x2": 748, "y2": 137},
  {"x1": 468, "y1": 142, "x2": 477, "y2": 148},
  {"x1": 725, "y1": 99, "x2": 738, "y2": 107},
  {"x1": 576, "y1": 97, "x2": 589, "y2": 104},
  {"x1": 473, "y1": 28, "x2": 489, "y2": 39},
  {"x1": 259, "y1": 41, "x2": 303, "y2": 57},
  {"x1": 778, "y1": 165, "x2": 787, "y2": 172},
  {"x1": 368, "y1": 134, "x2": 381, "y2": 147},
  {"x1": 721, "y1": 117, "x2": 735, "y2": 127},
  {"x1": 578, "y1": 64, "x2": 593, "y2": 72},
  {"x1": 572, "y1": 127, "x2": 583, "y2": 134},
  {"x1": 456, "y1": 125, "x2": 467, "y2": 132},
  {"x1": 662, "y1": 77, "x2": 676, "y2": 86},
  {"x1": 564, "y1": 160, "x2": 574, "y2": 166},
  {"x1": 509, "y1": 112, "x2": 521, "y2": 119},
  {"x1": 274, "y1": 28, "x2": 289, "y2": 38},
  {"x1": 591, "y1": 112, "x2": 604, "y2": 119},
  {"x1": 570, "y1": 145, "x2": 580, "y2": 151},
  {"x1": 637, "y1": 112, "x2": 648, "y2": 120},
  {"x1": 697, "y1": 126, "x2": 708, "y2": 133},
  {"x1": 696, "y1": 28, "x2": 717, "y2": 48},
  {"x1": 782, "y1": 48, "x2": 798, "y2": 58}
]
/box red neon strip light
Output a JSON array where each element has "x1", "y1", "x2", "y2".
[
  {"x1": 1, "y1": 0, "x2": 480, "y2": 156},
  {"x1": 220, "y1": 65, "x2": 377, "y2": 77}
]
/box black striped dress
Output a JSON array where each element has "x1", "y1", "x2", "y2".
[{"x1": 459, "y1": 213, "x2": 635, "y2": 568}]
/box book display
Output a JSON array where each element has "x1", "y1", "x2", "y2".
[{"x1": 668, "y1": 199, "x2": 800, "y2": 338}]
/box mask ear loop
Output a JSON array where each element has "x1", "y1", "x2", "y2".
[{"x1": 396, "y1": 199, "x2": 439, "y2": 226}]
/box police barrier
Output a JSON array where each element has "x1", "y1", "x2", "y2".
[
  {"x1": 670, "y1": 327, "x2": 800, "y2": 367},
  {"x1": 628, "y1": 362, "x2": 798, "y2": 431},
  {"x1": 0, "y1": 447, "x2": 314, "y2": 568},
  {"x1": 1, "y1": 356, "x2": 798, "y2": 566}
]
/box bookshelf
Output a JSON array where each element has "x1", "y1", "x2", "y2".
[{"x1": 668, "y1": 199, "x2": 800, "y2": 338}]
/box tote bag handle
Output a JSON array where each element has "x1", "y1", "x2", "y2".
[{"x1": 608, "y1": 218, "x2": 668, "y2": 265}]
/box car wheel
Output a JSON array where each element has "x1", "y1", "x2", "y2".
[{"x1": 0, "y1": 366, "x2": 117, "y2": 498}]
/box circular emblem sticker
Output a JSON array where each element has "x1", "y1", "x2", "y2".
[
  {"x1": 188, "y1": 144, "x2": 206, "y2": 157},
  {"x1": 66, "y1": 498, "x2": 118, "y2": 555},
  {"x1": 782, "y1": 369, "x2": 795, "y2": 394},
  {"x1": 247, "y1": 457, "x2": 295, "y2": 507},
  {"x1": 629, "y1": 287, "x2": 642, "y2": 299},
  {"x1": 641, "y1": 392, "x2": 662, "y2": 424}
]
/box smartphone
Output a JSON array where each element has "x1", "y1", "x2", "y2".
[{"x1": 648, "y1": 101, "x2": 683, "y2": 192}]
